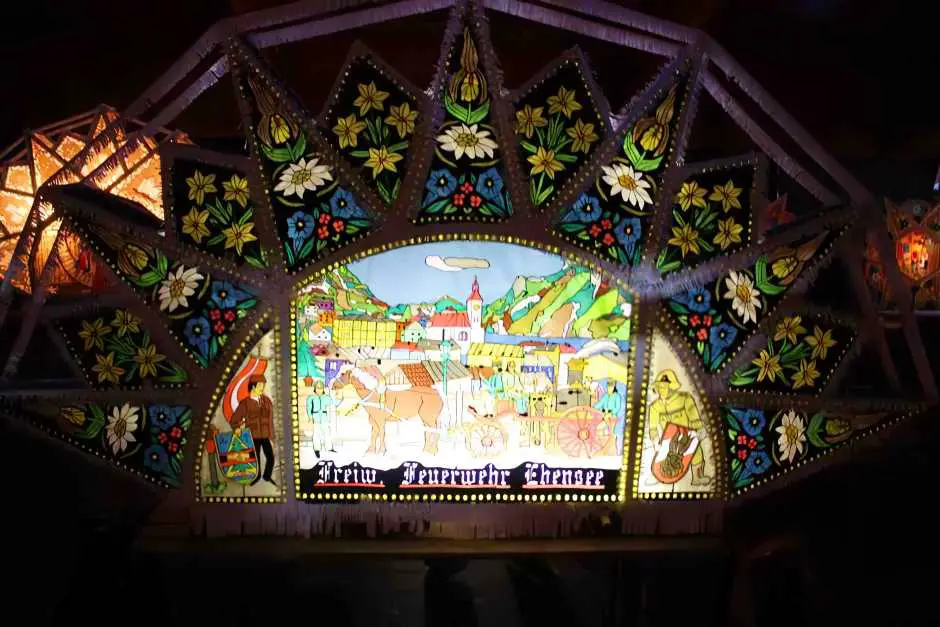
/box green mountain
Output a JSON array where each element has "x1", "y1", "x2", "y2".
[{"x1": 306, "y1": 260, "x2": 631, "y2": 341}]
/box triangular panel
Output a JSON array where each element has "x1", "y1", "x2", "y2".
[
  {"x1": 554, "y1": 60, "x2": 693, "y2": 267},
  {"x1": 415, "y1": 21, "x2": 514, "y2": 223}
]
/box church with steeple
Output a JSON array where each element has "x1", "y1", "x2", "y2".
[{"x1": 467, "y1": 276, "x2": 485, "y2": 344}]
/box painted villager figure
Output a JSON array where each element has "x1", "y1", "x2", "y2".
[
  {"x1": 232, "y1": 374, "x2": 277, "y2": 486},
  {"x1": 646, "y1": 369, "x2": 712, "y2": 487},
  {"x1": 307, "y1": 379, "x2": 335, "y2": 456},
  {"x1": 594, "y1": 380, "x2": 624, "y2": 452}
]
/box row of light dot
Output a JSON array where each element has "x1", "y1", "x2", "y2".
[
  {"x1": 193, "y1": 311, "x2": 286, "y2": 503},
  {"x1": 230, "y1": 48, "x2": 379, "y2": 277},
  {"x1": 289, "y1": 233, "x2": 637, "y2": 503},
  {"x1": 298, "y1": 492, "x2": 624, "y2": 503},
  {"x1": 731, "y1": 410, "x2": 912, "y2": 496},
  {"x1": 632, "y1": 324, "x2": 726, "y2": 500}
]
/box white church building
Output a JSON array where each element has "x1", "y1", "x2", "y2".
[{"x1": 426, "y1": 277, "x2": 486, "y2": 354}]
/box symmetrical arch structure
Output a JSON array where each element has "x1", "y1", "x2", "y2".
[{"x1": 0, "y1": 0, "x2": 932, "y2": 539}]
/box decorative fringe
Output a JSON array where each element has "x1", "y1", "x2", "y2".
[{"x1": 190, "y1": 500, "x2": 725, "y2": 539}]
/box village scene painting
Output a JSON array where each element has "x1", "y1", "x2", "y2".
[
  {"x1": 636, "y1": 332, "x2": 717, "y2": 494},
  {"x1": 294, "y1": 241, "x2": 635, "y2": 492},
  {"x1": 200, "y1": 330, "x2": 284, "y2": 500}
]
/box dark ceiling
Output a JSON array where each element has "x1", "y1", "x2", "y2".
[{"x1": 0, "y1": 0, "x2": 936, "y2": 196}]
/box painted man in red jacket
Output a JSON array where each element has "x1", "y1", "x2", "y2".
[{"x1": 231, "y1": 374, "x2": 277, "y2": 487}]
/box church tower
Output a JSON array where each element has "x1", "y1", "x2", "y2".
[{"x1": 467, "y1": 276, "x2": 485, "y2": 343}]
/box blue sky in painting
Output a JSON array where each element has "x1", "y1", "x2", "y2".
[{"x1": 347, "y1": 242, "x2": 565, "y2": 306}]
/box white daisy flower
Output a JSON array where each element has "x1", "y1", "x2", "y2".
[
  {"x1": 775, "y1": 410, "x2": 806, "y2": 464},
  {"x1": 436, "y1": 124, "x2": 497, "y2": 160},
  {"x1": 273, "y1": 157, "x2": 333, "y2": 198},
  {"x1": 723, "y1": 270, "x2": 761, "y2": 324},
  {"x1": 106, "y1": 403, "x2": 139, "y2": 455},
  {"x1": 601, "y1": 163, "x2": 653, "y2": 209},
  {"x1": 158, "y1": 265, "x2": 203, "y2": 312}
]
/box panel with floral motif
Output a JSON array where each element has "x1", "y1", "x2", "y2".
[
  {"x1": 417, "y1": 27, "x2": 513, "y2": 223},
  {"x1": 76, "y1": 223, "x2": 259, "y2": 368},
  {"x1": 728, "y1": 314, "x2": 856, "y2": 394},
  {"x1": 57, "y1": 308, "x2": 189, "y2": 389},
  {"x1": 169, "y1": 160, "x2": 268, "y2": 268},
  {"x1": 664, "y1": 229, "x2": 841, "y2": 372},
  {"x1": 234, "y1": 68, "x2": 374, "y2": 271},
  {"x1": 21, "y1": 400, "x2": 191, "y2": 487},
  {"x1": 656, "y1": 161, "x2": 757, "y2": 275},
  {"x1": 322, "y1": 51, "x2": 420, "y2": 207},
  {"x1": 512, "y1": 56, "x2": 608, "y2": 210},
  {"x1": 554, "y1": 72, "x2": 691, "y2": 266},
  {"x1": 724, "y1": 405, "x2": 892, "y2": 492}
]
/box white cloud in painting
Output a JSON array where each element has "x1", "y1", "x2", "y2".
[{"x1": 425, "y1": 255, "x2": 490, "y2": 272}]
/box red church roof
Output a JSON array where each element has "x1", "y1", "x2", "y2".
[
  {"x1": 430, "y1": 310, "x2": 470, "y2": 328},
  {"x1": 468, "y1": 276, "x2": 483, "y2": 302}
]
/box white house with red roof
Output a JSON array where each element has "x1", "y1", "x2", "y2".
[{"x1": 426, "y1": 277, "x2": 486, "y2": 354}]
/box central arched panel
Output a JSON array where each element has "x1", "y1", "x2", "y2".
[{"x1": 291, "y1": 238, "x2": 637, "y2": 502}]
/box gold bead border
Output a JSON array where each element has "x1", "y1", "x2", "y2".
[
  {"x1": 632, "y1": 324, "x2": 727, "y2": 501},
  {"x1": 291, "y1": 232, "x2": 638, "y2": 504},
  {"x1": 193, "y1": 310, "x2": 287, "y2": 504},
  {"x1": 726, "y1": 407, "x2": 914, "y2": 498}
]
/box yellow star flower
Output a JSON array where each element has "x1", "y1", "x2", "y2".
[
  {"x1": 713, "y1": 217, "x2": 744, "y2": 250},
  {"x1": 709, "y1": 180, "x2": 743, "y2": 212},
  {"x1": 385, "y1": 102, "x2": 418, "y2": 138},
  {"x1": 111, "y1": 309, "x2": 140, "y2": 338},
  {"x1": 364, "y1": 146, "x2": 403, "y2": 178},
  {"x1": 752, "y1": 350, "x2": 783, "y2": 383},
  {"x1": 805, "y1": 326, "x2": 837, "y2": 360},
  {"x1": 514, "y1": 105, "x2": 547, "y2": 139},
  {"x1": 133, "y1": 343, "x2": 166, "y2": 378},
  {"x1": 566, "y1": 119, "x2": 598, "y2": 154},
  {"x1": 222, "y1": 175, "x2": 250, "y2": 207},
  {"x1": 668, "y1": 223, "x2": 701, "y2": 258},
  {"x1": 93, "y1": 352, "x2": 125, "y2": 385},
  {"x1": 78, "y1": 318, "x2": 111, "y2": 352},
  {"x1": 353, "y1": 82, "x2": 389, "y2": 116},
  {"x1": 791, "y1": 359, "x2": 820, "y2": 389},
  {"x1": 546, "y1": 87, "x2": 582, "y2": 118},
  {"x1": 222, "y1": 222, "x2": 258, "y2": 256},
  {"x1": 181, "y1": 207, "x2": 210, "y2": 244},
  {"x1": 332, "y1": 114, "x2": 367, "y2": 149},
  {"x1": 185, "y1": 171, "x2": 216, "y2": 205},
  {"x1": 773, "y1": 316, "x2": 806, "y2": 345},
  {"x1": 676, "y1": 181, "x2": 707, "y2": 210},
  {"x1": 527, "y1": 146, "x2": 564, "y2": 179}
]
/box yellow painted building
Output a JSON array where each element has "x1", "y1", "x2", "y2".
[
  {"x1": 467, "y1": 342, "x2": 525, "y2": 370},
  {"x1": 332, "y1": 317, "x2": 397, "y2": 348}
]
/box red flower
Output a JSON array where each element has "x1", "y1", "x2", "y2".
[
  {"x1": 689, "y1": 314, "x2": 701, "y2": 327},
  {"x1": 318, "y1": 213, "x2": 331, "y2": 225},
  {"x1": 696, "y1": 327, "x2": 708, "y2": 341},
  {"x1": 168, "y1": 442, "x2": 178, "y2": 453},
  {"x1": 737, "y1": 449, "x2": 748, "y2": 460},
  {"x1": 748, "y1": 437, "x2": 757, "y2": 450},
  {"x1": 223, "y1": 310, "x2": 236, "y2": 322},
  {"x1": 460, "y1": 182, "x2": 473, "y2": 194},
  {"x1": 209, "y1": 309, "x2": 221, "y2": 321},
  {"x1": 213, "y1": 321, "x2": 226, "y2": 335},
  {"x1": 332, "y1": 219, "x2": 345, "y2": 233},
  {"x1": 469, "y1": 194, "x2": 482, "y2": 208},
  {"x1": 602, "y1": 233, "x2": 615, "y2": 246},
  {"x1": 737, "y1": 434, "x2": 748, "y2": 445},
  {"x1": 600, "y1": 219, "x2": 612, "y2": 230},
  {"x1": 158, "y1": 432, "x2": 168, "y2": 444},
  {"x1": 453, "y1": 193, "x2": 466, "y2": 207},
  {"x1": 589, "y1": 224, "x2": 602, "y2": 237},
  {"x1": 170, "y1": 426, "x2": 182, "y2": 439},
  {"x1": 317, "y1": 226, "x2": 329, "y2": 239},
  {"x1": 703, "y1": 315, "x2": 713, "y2": 327}
]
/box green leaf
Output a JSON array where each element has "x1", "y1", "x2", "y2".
[
  {"x1": 555, "y1": 153, "x2": 578, "y2": 164},
  {"x1": 807, "y1": 412, "x2": 830, "y2": 449},
  {"x1": 276, "y1": 195, "x2": 305, "y2": 208},
  {"x1": 298, "y1": 238, "x2": 315, "y2": 260},
  {"x1": 349, "y1": 219, "x2": 371, "y2": 228},
  {"x1": 557, "y1": 222, "x2": 585, "y2": 234},
  {"x1": 135, "y1": 270, "x2": 162, "y2": 288},
  {"x1": 350, "y1": 150, "x2": 371, "y2": 159},
  {"x1": 729, "y1": 369, "x2": 754, "y2": 386},
  {"x1": 386, "y1": 141, "x2": 409, "y2": 154},
  {"x1": 519, "y1": 140, "x2": 538, "y2": 154},
  {"x1": 283, "y1": 241, "x2": 295, "y2": 266},
  {"x1": 206, "y1": 233, "x2": 226, "y2": 247},
  {"x1": 244, "y1": 255, "x2": 267, "y2": 269},
  {"x1": 237, "y1": 297, "x2": 258, "y2": 310},
  {"x1": 755, "y1": 257, "x2": 786, "y2": 295},
  {"x1": 657, "y1": 258, "x2": 682, "y2": 273},
  {"x1": 289, "y1": 134, "x2": 307, "y2": 161},
  {"x1": 535, "y1": 182, "x2": 554, "y2": 206},
  {"x1": 466, "y1": 100, "x2": 490, "y2": 125},
  {"x1": 423, "y1": 198, "x2": 450, "y2": 215},
  {"x1": 260, "y1": 143, "x2": 293, "y2": 163},
  {"x1": 208, "y1": 337, "x2": 218, "y2": 361}
]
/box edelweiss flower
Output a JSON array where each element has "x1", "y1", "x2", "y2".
[
  {"x1": 158, "y1": 265, "x2": 203, "y2": 312},
  {"x1": 273, "y1": 158, "x2": 333, "y2": 199},
  {"x1": 601, "y1": 163, "x2": 653, "y2": 209},
  {"x1": 723, "y1": 271, "x2": 761, "y2": 324},
  {"x1": 775, "y1": 410, "x2": 806, "y2": 463},
  {"x1": 436, "y1": 124, "x2": 497, "y2": 161},
  {"x1": 106, "y1": 403, "x2": 139, "y2": 455}
]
